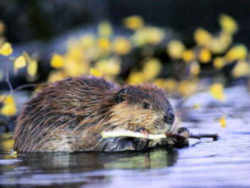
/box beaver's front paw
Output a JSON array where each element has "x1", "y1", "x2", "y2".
[{"x1": 98, "y1": 137, "x2": 149, "y2": 152}]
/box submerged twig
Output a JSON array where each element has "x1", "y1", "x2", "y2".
[{"x1": 189, "y1": 133, "x2": 219, "y2": 141}]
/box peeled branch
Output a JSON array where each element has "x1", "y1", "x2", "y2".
[{"x1": 101, "y1": 129, "x2": 219, "y2": 141}]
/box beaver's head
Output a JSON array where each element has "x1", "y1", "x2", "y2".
[
  {"x1": 96, "y1": 84, "x2": 177, "y2": 151},
  {"x1": 107, "y1": 84, "x2": 175, "y2": 135}
]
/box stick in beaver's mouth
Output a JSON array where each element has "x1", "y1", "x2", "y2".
[{"x1": 101, "y1": 129, "x2": 219, "y2": 141}]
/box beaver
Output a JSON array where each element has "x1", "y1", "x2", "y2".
[{"x1": 14, "y1": 76, "x2": 182, "y2": 152}]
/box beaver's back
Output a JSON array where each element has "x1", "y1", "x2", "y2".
[{"x1": 14, "y1": 76, "x2": 118, "y2": 152}]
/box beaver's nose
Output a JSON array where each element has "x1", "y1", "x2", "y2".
[{"x1": 164, "y1": 112, "x2": 175, "y2": 125}]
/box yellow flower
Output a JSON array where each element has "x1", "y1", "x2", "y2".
[
  {"x1": 132, "y1": 27, "x2": 165, "y2": 46},
  {"x1": 232, "y1": 61, "x2": 250, "y2": 78},
  {"x1": 127, "y1": 72, "x2": 145, "y2": 85},
  {"x1": 51, "y1": 54, "x2": 64, "y2": 69},
  {"x1": 0, "y1": 95, "x2": 17, "y2": 116},
  {"x1": 0, "y1": 42, "x2": 13, "y2": 56},
  {"x1": 90, "y1": 68, "x2": 103, "y2": 77},
  {"x1": 112, "y1": 37, "x2": 131, "y2": 55},
  {"x1": 219, "y1": 116, "x2": 227, "y2": 128},
  {"x1": 225, "y1": 44, "x2": 248, "y2": 62},
  {"x1": 124, "y1": 15, "x2": 144, "y2": 30},
  {"x1": 178, "y1": 80, "x2": 197, "y2": 97},
  {"x1": 210, "y1": 83, "x2": 225, "y2": 101},
  {"x1": 199, "y1": 48, "x2": 211, "y2": 63},
  {"x1": 98, "y1": 21, "x2": 113, "y2": 37},
  {"x1": 192, "y1": 104, "x2": 201, "y2": 110},
  {"x1": 80, "y1": 34, "x2": 96, "y2": 49},
  {"x1": 48, "y1": 71, "x2": 67, "y2": 82},
  {"x1": 27, "y1": 60, "x2": 38, "y2": 77},
  {"x1": 64, "y1": 60, "x2": 88, "y2": 77},
  {"x1": 209, "y1": 32, "x2": 232, "y2": 54},
  {"x1": 219, "y1": 14, "x2": 238, "y2": 35},
  {"x1": 182, "y1": 50, "x2": 195, "y2": 62},
  {"x1": 95, "y1": 58, "x2": 120, "y2": 76},
  {"x1": 154, "y1": 79, "x2": 177, "y2": 93},
  {"x1": 14, "y1": 56, "x2": 26, "y2": 72},
  {"x1": 143, "y1": 58, "x2": 162, "y2": 80},
  {"x1": 98, "y1": 37, "x2": 111, "y2": 52},
  {"x1": 167, "y1": 40, "x2": 185, "y2": 59},
  {"x1": 194, "y1": 28, "x2": 212, "y2": 47},
  {"x1": 190, "y1": 61, "x2": 200, "y2": 76},
  {"x1": 213, "y1": 57, "x2": 225, "y2": 70},
  {"x1": 67, "y1": 43, "x2": 85, "y2": 60}
]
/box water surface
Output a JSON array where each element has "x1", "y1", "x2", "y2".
[{"x1": 0, "y1": 86, "x2": 250, "y2": 188}]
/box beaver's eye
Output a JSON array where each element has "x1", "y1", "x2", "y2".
[
  {"x1": 164, "y1": 112, "x2": 175, "y2": 124},
  {"x1": 114, "y1": 88, "x2": 127, "y2": 103},
  {"x1": 143, "y1": 102, "x2": 150, "y2": 109}
]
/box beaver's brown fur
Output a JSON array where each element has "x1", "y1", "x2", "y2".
[{"x1": 14, "y1": 76, "x2": 177, "y2": 152}]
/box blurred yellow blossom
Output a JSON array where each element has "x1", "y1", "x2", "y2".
[
  {"x1": 127, "y1": 72, "x2": 145, "y2": 85},
  {"x1": 219, "y1": 14, "x2": 238, "y2": 35},
  {"x1": 0, "y1": 42, "x2": 13, "y2": 56},
  {"x1": 98, "y1": 37, "x2": 111, "y2": 52},
  {"x1": 213, "y1": 57, "x2": 225, "y2": 70},
  {"x1": 143, "y1": 58, "x2": 162, "y2": 80},
  {"x1": 199, "y1": 48, "x2": 211, "y2": 63},
  {"x1": 14, "y1": 56, "x2": 26, "y2": 72},
  {"x1": 67, "y1": 43, "x2": 85, "y2": 60},
  {"x1": 48, "y1": 71, "x2": 67, "y2": 82},
  {"x1": 98, "y1": 21, "x2": 113, "y2": 37},
  {"x1": 95, "y1": 58, "x2": 120, "y2": 76},
  {"x1": 27, "y1": 60, "x2": 38, "y2": 77},
  {"x1": 132, "y1": 27, "x2": 165, "y2": 46},
  {"x1": 194, "y1": 28, "x2": 212, "y2": 47},
  {"x1": 178, "y1": 80, "x2": 197, "y2": 97},
  {"x1": 190, "y1": 61, "x2": 200, "y2": 76},
  {"x1": 182, "y1": 50, "x2": 195, "y2": 62},
  {"x1": 225, "y1": 44, "x2": 248, "y2": 61},
  {"x1": 154, "y1": 79, "x2": 177, "y2": 93},
  {"x1": 1, "y1": 134, "x2": 14, "y2": 153},
  {"x1": 210, "y1": 83, "x2": 225, "y2": 101},
  {"x1": 167, "y1": 40, "x2": 185, "y2": 59},
  {"x1": 90, "y1": 68, "x2": 103, "y2": 77},
  {"x1": 209, "y1": 32, "x2": 232, "y2": 54},
  {"x1": 124, "y1": 15, "x2": 144, "y2": 30},
  {"x1": 232, "y1": 61, "x2": 250, "y2": 78},
  {"x1": 219, "y1": 116, "x2": 227, "y2": 128},
  {"x1": 0, "y1": 95, "x2": 17, "y2": 116},
  {"x1": 192, "y1": 103, "x2": 201, "y2": 110},
  {"x1": 64, "y1": 60, "x2": 88, "y2": 77},
  {"x1": 113, "y1": 37, "x2": 131, "y2": 55},
  {"x1": 51, "y1": 54, "x2": 64, "y2": 69},
  {"x1": 80, "y1": 34, "x2": 96, "y2": 49}
]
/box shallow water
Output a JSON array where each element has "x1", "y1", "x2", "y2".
[{"x1": 0, "y1": 85, "x2": 250, "y2": 188}]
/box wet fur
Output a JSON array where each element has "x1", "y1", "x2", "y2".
[{"x1": 14, "y1": 76, "x2": 175, "y2": 152}]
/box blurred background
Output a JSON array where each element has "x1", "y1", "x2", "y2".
[{"x1": 0, "y1": 0, "x2": 250, "y2": 127}]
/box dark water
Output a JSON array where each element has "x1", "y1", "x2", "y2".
[{"x1": 0, "y1": 86, "x2": 250, "y2": 188}]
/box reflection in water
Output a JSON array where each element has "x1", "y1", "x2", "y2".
[
  {"x1": 17, "y1": 149, "x2": 178, "y2": 171},
  {"x1": 0, "y1": 136, "x2": 178, "y2": 187}
]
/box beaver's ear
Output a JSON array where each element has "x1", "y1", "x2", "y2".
[{"x1": 114, "y1": 88, "x2": 128, "y2": 103}]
